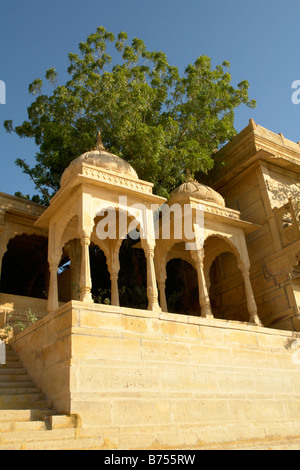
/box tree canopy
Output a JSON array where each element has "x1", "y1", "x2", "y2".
[{"x1": 4, "y1": 26, "x2": 256, "y2": 205}]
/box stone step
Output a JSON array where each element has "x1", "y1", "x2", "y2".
[
  {"x1": 0, "y1": 436, "x2": 105, "y2": 450},
  {"x1": 0, "y1": 397, "x2": 52, "y2": 410},
  {"x1": 0, "y1": 381, "x2": 38, "y2": 389},
  {"x1": 0, "y1": 368, "x2": 29, "y2": 376},
  {"x1": 0, "y1": 391, "x2": 45, "y2": 402},
  {"x1": 0, "y1": 347, "x2": 90, "y2": 449},
  {"x1": 1, "y1": 353, "x2": 20, "y2": 361},
  {"x1": 0, "y1": 374, "x2": 33, "y2": 383},
  {"x1": 0, "y1": 427, "x2": 77, "y2": 445},
  {"x1": 0, "y1": 409, "x2": 55, "y2": 422},
  {"x1": 0, "y1": 362, "x2": 23, "y2": 369},
  {"x1": 0, "y1": 419, "x2": 48, "y2": 432},
  {"x1": 0, "y1": 387, "x2": 41, "y2": 396},
  {"x1": 49, "y1": 414, "x2": 79, "y2": 429},
  {"x1": 0, "y1": 422, "x2": 104, "y2": 450}
]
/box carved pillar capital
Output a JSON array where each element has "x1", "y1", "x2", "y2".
[{"x1": 191, "y1": 248, "x2": 204, "y2": 266}]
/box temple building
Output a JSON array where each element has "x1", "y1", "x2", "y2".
[
  {"x1": 1, "y1": 120, "x2": 299, "y2": 332},
  {"x1": 210, "y1": 119, "x2": 300, "y2": 331},
  {"x1": 1, "y1": 120, "x2": 300, "y2": 449}
]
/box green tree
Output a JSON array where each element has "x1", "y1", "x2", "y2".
[{"x1": 4, "y1": 26, "x2": 255, "y2": 205}]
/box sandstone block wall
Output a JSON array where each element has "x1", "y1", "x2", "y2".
[{"x1": 11, "y1": 301, "x2": 300, "y2": 449}]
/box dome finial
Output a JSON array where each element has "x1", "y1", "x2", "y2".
[
  {"x1": 184, "y1": 168, "x2": 197, "y2": 184},
  {"x1": 96, "y1": 130, "x2": 106, "y2": 151}
]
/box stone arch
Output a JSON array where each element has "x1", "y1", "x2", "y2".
[
  {"x1": 60, "y1": 215, "x2": 80, "y2": 249},
  {"x1": 91, "y1": 206, "x2": 148, "y2": 308},
  {"x1": 94, "y1": 201, "x2": 147, "y2": 245},
  {"x1": 203, "y1": 234, "x2": 260, "y2": 325},
  {"x1": 203, "y1": 233, "x2": 244, "y2": 282}
]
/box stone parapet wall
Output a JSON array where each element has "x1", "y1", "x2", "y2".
[
  {"x1": 0, "y1": 294, "x2": 48, "y2": 330},
  {"x1": 10, "y1": 301, "x2": 300, "y2": 449}
]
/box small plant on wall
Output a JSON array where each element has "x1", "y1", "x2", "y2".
[{"x1": 0, "y1": 308, "x2": 38, "y2": 341}]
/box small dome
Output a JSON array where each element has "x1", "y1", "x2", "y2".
[
  {"x1": 168, "y1": 179, "x2": 225, "y2": 207},
  {"x1": 61, "y1": 133, "x2": 138, "y2": 186}
]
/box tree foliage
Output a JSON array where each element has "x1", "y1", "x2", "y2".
[{"x1": 4, "y1": 26, "x2": 256, "y2": 205}]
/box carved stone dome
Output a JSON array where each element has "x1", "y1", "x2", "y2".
[
  {"x1": 61, "y1": 133, "x2": 138, "y2": 187},
  {"x1": 168, "y1": 179, "x2": 225, "y2": 207}
]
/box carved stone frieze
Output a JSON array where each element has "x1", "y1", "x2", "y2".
[
  {"x1": 81, "y1": 165, "x2": 153, "y2": 195},
  {"x1": 266, "y1": 179, "x2": 300, "y2": 207},
  {"x1": 202, "y1": 203, "x2": 241, "y2": 220}
]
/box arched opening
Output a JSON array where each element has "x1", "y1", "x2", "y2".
[
  {"x1": 92, "y1": 208, "x2": 148, "y2": 309},
  {"x1": 118, "y1": 235, "x2": 147, "y2": 309},
  {"x1": 57, "y1": 237, "x2": 111, "y2": 305},
  {"x1": 165, "y1": 258, "x2": 200, "y2": 316},
  {"x1": 0, "y1": 234, "x2": 48, "y2": 299},
  {"x1": 209, "y1": 251, "x2": 248, "y2": 322},
  {"x1": 89, "y1": 243, "x2": 111, "y2": 304},
  {"x1": 57, "y1": 251, "x2": 72, "y2": 302}
]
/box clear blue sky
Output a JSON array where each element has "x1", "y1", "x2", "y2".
[{"x1": 1, "y1": 0, "x2": 300, "y2": 198}]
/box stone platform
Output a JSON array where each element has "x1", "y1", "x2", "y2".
[{"x1": 9, "y1": 301, "x2": 300, "y2": 449}]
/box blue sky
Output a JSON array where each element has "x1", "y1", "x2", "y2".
[{"x1": 0, "y1": 0, "x2": 300, "y2": 198}]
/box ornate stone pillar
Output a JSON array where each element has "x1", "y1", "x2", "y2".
[
  {"x1": 191, "y1": 249, "x2": 213, "y2": 318},
  {"x1": 48, "y1": 256, "x2": 60, "y2": 314},
  {"x1": 239, "y1": 263, "x2": 262, "y2": 325},
  {"x1": 144, "y1": 244, "x2": 161, "y2": 312},
  {"x1": 65, "y1": 239, "x2": 81, "y2": 300},
  {"x1": 157, "y1": 268, "x2": 168, "y2": 313},
  {"x1": 108, "y1": 246, "x2": 120, "y2": 307},
  {"x1": 80, "y1": 231, "x2": 93, "y2": 303},
  {"x1": 110, "y1": 271, "x2": 120, "y2": 306}
]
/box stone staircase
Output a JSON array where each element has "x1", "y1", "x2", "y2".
[{"x1": 0, "y1": 345, "x2": 105, "y2": 450}]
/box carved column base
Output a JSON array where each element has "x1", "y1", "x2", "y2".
[
  {"x1": 201, "y1": 305, "x2": 214, "y2": 319},
  {"x1": 158, "y1": 280, "x2": 168, "y2": 312},
  {"x1": 249, "y1": 312, "x2": 263, "y2": 326}
]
